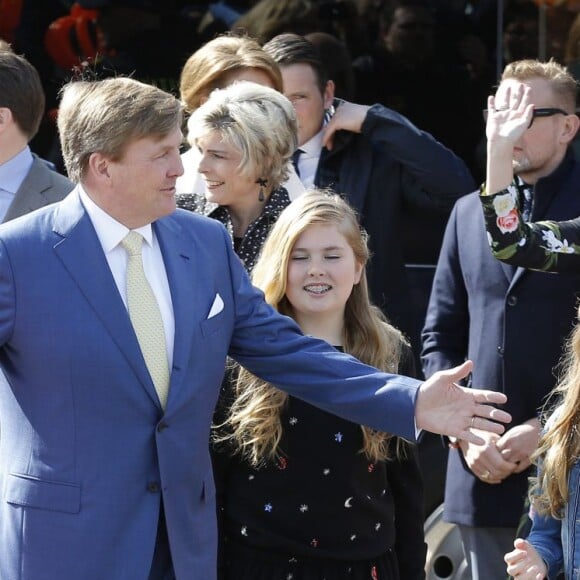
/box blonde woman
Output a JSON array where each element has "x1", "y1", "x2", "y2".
[
  {"x1": 177, "y1": 33, "x2": 303, "y2": 199},
  {"x1": 177, "y1": 81, "x2": 298, "y2": 272},
  {"x1": 213, "y1": 190, "x2": 426, "y2": 579}
]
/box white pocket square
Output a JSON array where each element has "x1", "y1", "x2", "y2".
[{"x1": 207, "y1": 293, "x2": 224, "y2": 319}]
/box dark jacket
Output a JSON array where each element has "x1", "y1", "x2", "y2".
[
  {"x1": 421, "y1": 152, "x2": 580, "y2": 526},
  {"x1": 315, "y1": 101, "x2": 476, "y2": 353}
]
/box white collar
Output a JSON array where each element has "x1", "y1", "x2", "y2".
[
  {"x1": 299, "y1": 128, "x2": 324, "y2": 158},
  {"x1": 78, "y1": 185, "x2": 153, "y2": 253}
]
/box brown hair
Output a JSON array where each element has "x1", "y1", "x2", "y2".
[
  {"x1": 0, "y1": 51, "x2": 45, "y2": 140},
  {"x1": 179, "y1": 34, "x2": 282, "y2": 113},
  {"x1": 58, "y1": 76, "x2": 182, "y2": 182}
]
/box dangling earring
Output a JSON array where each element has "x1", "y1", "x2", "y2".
[{"x1": 256, "y1": 178, "x2": 268, "y2": 202}]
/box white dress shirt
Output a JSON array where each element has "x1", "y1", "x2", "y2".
[
  {"x1": 79, "y1": 186, "x2": 175, "y2": 367},
  {"x1": 294, "y1": 129, "x2": 324, "y2": 190}
]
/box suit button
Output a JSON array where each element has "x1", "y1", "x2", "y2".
[
  {"x1": 507, "y1": 296, "x2": 518, "y2": 306},
  {"x1": 157, "y1": 421, "x2": 169, "y2": 432},
  {"x1": 147, "y1": 482, "x2": 160, "y2": 493},
  {"x1": 497, "y1": 346, "x2": 504, "y2": 355}
]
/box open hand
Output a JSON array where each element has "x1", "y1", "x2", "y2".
[
  {"x1": 416, "y1": 361, "x2": 511, "y2": 444},
  {"x1": 486, "y1": 83, "x2": 534, "y2": 143},
  {"x1": 505, "y1": 538, "x2": 547, "y2": 579}
]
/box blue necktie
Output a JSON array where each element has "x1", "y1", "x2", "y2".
[{"x1": 291, "y1": 149, "x2": 303, "y2": 177}]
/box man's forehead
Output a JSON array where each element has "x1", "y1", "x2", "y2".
[{"x1": 496, "y1": 77, "x2": 552, "y2": 101}]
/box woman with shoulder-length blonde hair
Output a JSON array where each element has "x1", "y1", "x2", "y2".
[
  {"x1": 212, "y1": 189, "x2": 426, "y2": 580},
  {"x1": 177, "y1": 80, "x2": 298, "y2": 272},
  {"x1": 177, "y1": 33, "x2": 303, "y2": 199}
]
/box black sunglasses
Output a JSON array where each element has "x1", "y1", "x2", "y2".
[{"x1": 482, "y1": 107, "x2": 568, "y2": 127}]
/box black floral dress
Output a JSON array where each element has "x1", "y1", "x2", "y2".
[
  {"x1": 480, "y1": 179, "x2": 580, "y2": 273},
  {"x1": 212, "y1": 348, "x2": 426, "y2": 580},
  {"x1": 176, "y1": 187, "x2": 291, "y2": 273}
]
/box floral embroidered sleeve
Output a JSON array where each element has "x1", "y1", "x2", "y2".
[{"x1": 480, "y1": 182, "x2": 580, "y2": 273}]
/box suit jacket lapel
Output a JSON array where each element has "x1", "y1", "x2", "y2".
[
  {"x1": 51, "y1": 190, "x2": 162, "y2": 407},
  {"x1": 4, "y1": 158, "x2": 51, "y2": 223},
  {"x1": 154, "y1": 218, "x2": 197, "y2": 409}
]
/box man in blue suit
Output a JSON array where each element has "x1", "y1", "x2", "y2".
[{"x1": 0, "y1": 76, "x2": 510, "y2": 580}]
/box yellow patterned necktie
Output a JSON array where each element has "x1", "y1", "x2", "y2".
[{"x1": 121, "y1": 231, "x2": 170, "y2": 409}]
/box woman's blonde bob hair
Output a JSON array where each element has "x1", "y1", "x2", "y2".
[{"x1": 187, "y1": 81, "x2": 297, "y2": 191}]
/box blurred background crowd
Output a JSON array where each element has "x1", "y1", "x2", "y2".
[{"x1": 1, "y1": 0, "x2": 579, "y2": 185}]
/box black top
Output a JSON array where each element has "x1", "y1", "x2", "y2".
[
  {"x1": 212, "y1": 347, "x2": 426, "y2": 578},
  {"x1": 176, "y1": 187, "x2": 291, "y2": 272}
]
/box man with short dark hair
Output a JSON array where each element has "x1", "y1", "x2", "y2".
[
  {"x1": 0, "y1": 51, "x2": 72, "y2": 222},
  {"x1": 263, "y1": 33, "x2": 476, "y2": 364}
]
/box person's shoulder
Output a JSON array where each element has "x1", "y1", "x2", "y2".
[
  {"x1": 454, "y1": 188, "x2": 481, "y2": 211},
  {"x1": 46, "y1": 168, "x2": 74, "y2": 192},
  {"x1": 0, "y1": 198, "x2": 63, "y2": 241},
  {"x1": 162, "y1": 209, "x2": 233, "y2": 258},
  {"x1": 27, "y1": 156, "x2": 74, "y2": 191},
  {"x1": 175, "y1": 192, "x2": 214, "y2": 215},
  {"x1": 170, "y1": 207, "x2": 228, "y2": 236}
]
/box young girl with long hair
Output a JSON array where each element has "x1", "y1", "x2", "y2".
[
  {"x1": 212, "y1": 189, "x2": 426, "y2": 580},
  {"x1": 505, "y1": 313, "x2": 580, "y2": 579}
]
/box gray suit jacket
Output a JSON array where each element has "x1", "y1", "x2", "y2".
[{"x1": 2, "y1": 155, "x2": 73, "y2": 223}]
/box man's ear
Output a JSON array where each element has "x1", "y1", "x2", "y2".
[
  {"x1": 87, "y1": 152, "x2": 111, "y2": 181},
  {"x1": 0, "y1": 107, "x2": 13, "y2": 132},
  {"x1": 561, "y1": 113, "x2": 580, "y2": 145},
  {"x1": 323, "y1": 80, "x2": 335, "y2": 110}
]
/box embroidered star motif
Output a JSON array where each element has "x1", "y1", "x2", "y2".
[
  {"x1": 334, "y1": 432, "x2": 343, "y2": 442},
  {"x1": 264, "y1": 503, "x2": 273, "y2": 512},
  {"x1": 323, "y1": 468, "x2": 330, "y2": 475},
  {"x1": 241, "y1": 526, "x2": 248, "y2": 536},
  {"x1": 289, "y1": 417, "x2": 298, "y2": 425},
  {"x1": 299, "y1": 504, "x2": 309, "y2": 513}
]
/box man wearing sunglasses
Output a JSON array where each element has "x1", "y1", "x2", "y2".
[
  {"x1": 483, "y1": 106, "x2": 569, "y2": 129},
  {"x1": 422, "y1": 59, "x2": 580, "y2": 580}
]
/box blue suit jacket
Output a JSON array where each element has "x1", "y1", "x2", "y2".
[
  {"x1": 421, "y1": 153, "x2": 580, "y2": 527},
  {"x1": 0, "y1": 189, "x2": 420, "y2": 580}
]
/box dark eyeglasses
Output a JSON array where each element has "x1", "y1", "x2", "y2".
[{"x1": 482, "y1": 107, "x2": 568, "y2": 128}]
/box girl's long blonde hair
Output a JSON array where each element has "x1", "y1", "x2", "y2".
[
  {"x1": 531, "y1": 311, "x2": 580, "y2": 517},
  {"x1": 217, "y1": 189, "x2": 409, "y2": 467}
]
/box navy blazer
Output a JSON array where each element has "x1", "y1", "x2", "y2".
[
  {"x1": 315, "y1": 102, "x2": 475, "y2": 353},
  {"x1": 422, "y1": 154, "x2": 580, "y2": 527},
  {"x1": 0, "y1": 188, "x2": 420, "y2": 580}
]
